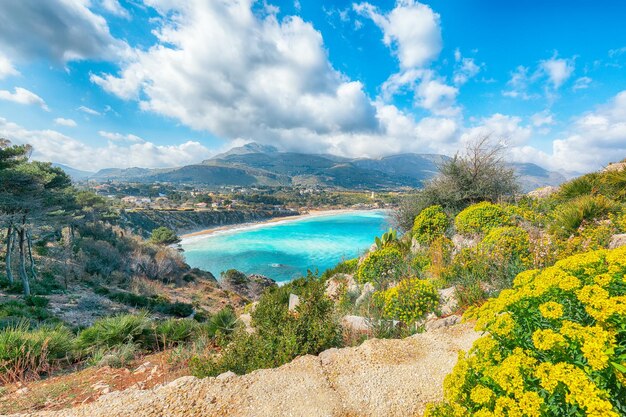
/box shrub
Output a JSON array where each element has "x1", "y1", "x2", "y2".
[
  {"x1": 157, "y1": 301, "x2": 194, "y2": 317},
  {"x1": 206, "y1": 307, "x2": 238, "y2": 338},
  {"x1": 373, "y1": 278, "x2": 439, "y2": 325},
  {"x1": 191, "y1": 278, "x2": 341, "y2": 377},
  {"x1": 0, "y1": 322, "x2": 73, "y2": 383},
  {"x1": 24, "y1": 296, "x2": 49, "y2": 308},
  {"x1": 556, "y1": 173, "x2": 600, "y2": 201},
  {"x1": 90, "y1": 342, "x2": 138, "y2": 368},
  {"x1": 154, "y1": 319, "x2": 200, "y2": 348},
  {"x1": 321, "y1": 258, "x2": 358, "y2": 280},
  {"x1": 455, "y1": 202, "x2": 511, "y2": 236},
  {"x1": 76, "y1": 313, "x2": 152, "y2": 354},
  {"x1": 426, "y1": 246, "x2": 626, "y2": 417},
  {"x1": 356, "y1": 247, "x2": 404, "y2": 288},
  {"x1": 551, "y1": 195, "x2": 618, "y2": 238},
  {"x1": 412, "y1": 205, "x2": 450, "y2": 244},
  {"x1": 149, "y1": 227, "x2": 180, "y2": 245},
  {"x1": 479, "y1": 226, "x2": 532, "y2": 267}
]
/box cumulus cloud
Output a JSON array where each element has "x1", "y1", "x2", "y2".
[
  {"x1": 353, "y1": 0, "x2": 442, "y2": 69},
  {"x1": 0, "y1": 0, "x2": 129, "y2": 63},
  {"x1": 0, "y1": 54, "x2": 19, "y2": 79},
  {"x1": 539, "y1": 56, "x2": 575, "y2": 89},
  {"x1": 453, "y1": 49, "x2": 481, "y2": 85},
  {"x1": 91, "y1": 0, "x2": 462, "y2": 156},
  {"x1": 461, "y1": 114, "x2": 532, "y2": 148},
  {"x1": 0, "y1": 87, "x2": 48, "y2": 110},
  {"x1": 99, "y1": 0, "x2": 130, "y2": 19},
  {"x1": 0, "y1": 117, "x2": 212, "y2": 171},
  {"x1": 54, "y1": 117, "x2": 77, "y2": 127},
  {"x1": 503, "y1": 66, "x2": 535, "y2": 100}
]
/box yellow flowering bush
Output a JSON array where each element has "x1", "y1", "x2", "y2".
[
  {"x1": 373, "y1": 278, "x2": 439, "y2": 324},
  {"x1": 426, "y1": 246, "x2": 626, "y2": 416},
  {"x1": 455, "y1": 202, "x2": 512, "y2": 236},
  {"x1": 412, "y1": 205, "x2": 450, "y2": 244},
  {"x1": 479, "y1": 226, "x2": 532, "y2": 267},
  {"x1": 356, "y1": 247, "x2": 404, "y2": 288}
]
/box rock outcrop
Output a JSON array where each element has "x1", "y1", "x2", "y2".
[
  {"x1": 219, "y1": 271, "x2": 276, "y2": 301},
  {"x1": 14, "y1": 322, "x2": 479, "y2": 417}
]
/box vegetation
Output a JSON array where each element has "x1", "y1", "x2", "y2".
[
  {"x1": 412, "y1": 205, "x2": 450, "y2": 244},
  {"x1": 454, "y1": 202, "x2": 512, "y2": 236},
  {"x1": 356, "y1": 247, "x2": 404, "y2": 288},
  {"x1": 426, "y1": 247, "x2": 626, "y2": 417},
  {"x1": 373, "y1": 278, "x2": 439, "y2": 325},
  {"x1": 149, "y1": 226, "x2": 180, "y2": 245},
  {"x1": 190, "y1": 277, "x2": 341, "y2": 377}
]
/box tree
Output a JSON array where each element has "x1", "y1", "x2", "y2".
[
  {"x1": 0, "y1": 140, "x2": 72, "y2": 295},
  {"x1": 395, "y1": 136, "x2": 519, "y2": 231},
  {"x1": 149, "y1": 227, "x2": 180, "y2": 245}
]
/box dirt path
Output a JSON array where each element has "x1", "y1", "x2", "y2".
[{"x1": 8, "y1": 319, "x2": 478, "y2": 417}]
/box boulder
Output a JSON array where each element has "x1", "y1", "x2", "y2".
[
  {"x1": 355, "y1": 282, "x2": 375, "y2": 306},
  {"x1": 438, "y1": 286, "x2": 458, "y2": 316},
  {"x1": 219, "y1": 270, "x2": 276, "y2": 301},
  {"x1": 609, "y1": 234, "x2": 626, "y2": 249},
  {"x1": 324, "y1": 274, "x2": 358, "y2": 300},
  {"x1": 451, "y1": 233, "x2": 478, "y2": 252},
  {"x1": 527, "y1": 186, "x2": 559, "y2": 199},
  {"x1": 342, "y1": 315, "x2": 372, "y2": 332}
]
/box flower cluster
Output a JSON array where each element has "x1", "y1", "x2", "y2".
[
  {"x1": 455, "y1": 202, "x2": 512, "y2": 236},
  {"x1": 412, "y1": 205, "x2": 450, "y2": 244},
  {"x1": 426, "y1": 246, "x2": 626, "y2": 417},
  {"x1": 356, "y1": 247, "x2": 404, "y2": 287},
  {"x1": 373, "y1": 278, "x2": 439, "y2": 324}
]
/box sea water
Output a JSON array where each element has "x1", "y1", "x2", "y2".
[{"x1": 180, "y1": 210, "x2": 390, "y2": 283}]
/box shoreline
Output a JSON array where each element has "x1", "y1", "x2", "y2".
[{"x1": 179, "y1": 208, "x2": 383, "y2": 240}]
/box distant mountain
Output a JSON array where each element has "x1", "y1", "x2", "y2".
[
  {"x1": 52, "y1": 163, "x2": 94, "y2": 181},
  {"x1": 66, "y1": 143, "x2": 566, "y2": 191}
]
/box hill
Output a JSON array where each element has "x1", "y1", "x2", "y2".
[{"x1": 56, "y1": 143, "x2": 565, "y2": 191}]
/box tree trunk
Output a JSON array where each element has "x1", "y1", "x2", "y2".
[
  {"x1": 5, "y1": 226, "x2": 14, "y2": 284},
  {"x1": 17, "y1": 228, "x2": 30, "y2": 296},
  {"x1": 26, "y1": 229, "x2": 37, "y2": 280}
]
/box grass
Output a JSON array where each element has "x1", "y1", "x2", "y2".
[{"x1": 551, "y1": 195, "x2": 618, "y2": 237}]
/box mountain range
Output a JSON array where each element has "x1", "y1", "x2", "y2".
[{"x1": 54, "y1": 143, "x2": 566, "y2": 192}]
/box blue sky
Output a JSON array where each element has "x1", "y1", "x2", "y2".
[{"x1": 0, "y1": 0, "x2": 625, "y2": 172}]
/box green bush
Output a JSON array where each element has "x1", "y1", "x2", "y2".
[
  {"x1": 556, "y1": 173, "x2": 600, "y2": 201},
  {"x1": 149, "y1": 227, "x2": 180, "y2": 245},
  {"x1": 157, "y1": 301, "x2": 194, "y2": 317},
  {"x1": 24, "y1": 296, "x2": 49, "y2": 308},
  {"x1": 76, "y1": 313, "x2": 152, "y2": 354},
  {"x1": 356, "y1": 247, "x2": 404, "y2": 288},
  {"x1": 455, "y1": 202, "x2": 511, "y2": 235},
  {"x1": 373, "y1": 278, "x2": 439, "y2": 325},
  {"x1": 551, "y1": 195, "x2": 618, "y2": 238},
  {"x1": 0, "y1": 322, "x2": 73, "y2": 383},
  {"x1": 206, "y1": 306, "x2": 238, "y2": 338},
  {"x1": 412, "y1": 205, "x2": 450, "y2": 244},
  {"x1": 0, "y1": 300, "x2": 52, "y2": 325},
  {"x1": 321, "y1": 258, "x2": 359, "y2": 280},
  {"x1": 154, "y1": 318, "x2": 200, "y2": 348},
  {"x1": 89, "y1": 342, "x2": 138, "y2": 368},
  {"x1": 190, "y1": 278, "x2": 341, "y2": 377}
]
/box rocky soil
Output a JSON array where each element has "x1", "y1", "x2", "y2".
[{"x1": 9, "y1": 319, "x2": 479, "y2": 417}]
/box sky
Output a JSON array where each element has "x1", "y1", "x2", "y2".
[{"x1": 0, "y1": 0, "x2": 625, "y2": 173}]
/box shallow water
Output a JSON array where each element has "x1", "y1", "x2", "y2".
[{"x1": 180, "y1": 210, "x2": 390, "y2": 283}]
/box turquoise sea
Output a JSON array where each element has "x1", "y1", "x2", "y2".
[{"x1": 180, "y1": 210, "x2": 390, "y2": 283}]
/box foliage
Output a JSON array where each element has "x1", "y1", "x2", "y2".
[
  {"x1": 356, "y1": 247, "x2": 404, "y2": 288},
  {"x1": 154, "y1": 318, "x2": 201, "y2": 348},
  {"x1": 375, "y1": 228, "x2": 398, "y2": 250},
  {"x1": 373, "y1": 278, "x2": 439, "y2": 325},
  {"x1": 412, "y1": 205, "x2": 450, "y2": 244},
  {"x1": 0, "y1": 300, "x2": 53, "y2": 327},
  {"x1": 149, "y1": 227, "x2": 180, "y2": 245},
  {"x1": 97, "y1": 287, "x2": 193, "y2": 317},
  {"x1": 206, "y1": 306, "x2": 238, "y2": 338},
  {"x1": 556, "y1": 174, "x2": 600, "y2": 201},
  {"x1": 455, "y1": 202, "x2": 512, "y2": 236},
  {"x1": 551, "y1": 195, "x2": 618, "y2": 238},
  {"x1": 190, "y1": 277, "x2": 341, "y2": 377},
  {"x1": 426, "y1": 247, "x2": 626, "y2": 417},
  {"x1": 0, "y1": 322, "x2": 73, "y2": 383},
  {"x1": 220, "y1": 269, "x2": 248, "y2": 284},
  {"x1": 75, "y1": 313, "x2": 153, "y2": 354},
  {"x1": 321, "y1": 258, "x2": 358, "y2": 280},
  {"x1": 479, "y1": 226, "x2": 532, "y2": 267}
]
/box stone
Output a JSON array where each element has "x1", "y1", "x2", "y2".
[
  {"x1": 609, "y1": 234, "x2": 626, "y2": 249},
  {"x1": 219, "y1": 270, "x2": 277, "y2": 300},
  {"x1": 216, "y1": 371, "x2": 237, "y2": 380},
  {"x1": 355, "y1": 282, "x2": 375, "y2": 306},
  {"x1": 425, "y1": 315, "x2": 461, "y2": 332},
  {"x1": 324, "y1": 274, "x2": 357, "y2": 300},
  {"x1": 438, "y1": 286, "x2": 458, "y2": 316},
  {"x1": 342, "y1": 315, "x2": 372, "y2": 332},
  {"x1": 527, "y1": 186, "x2": 559, "y2": 199},
  {"x1": 288, "y1": 293, "x2": 300, "y2": 311}
]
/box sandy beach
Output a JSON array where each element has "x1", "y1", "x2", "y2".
[{"x1": 179, "y1": 208, "x2": 379, "y2": 240}]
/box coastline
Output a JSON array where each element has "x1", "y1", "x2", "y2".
[{"x1": 179, "y1": 208, "x2": 383, "y2": 240}]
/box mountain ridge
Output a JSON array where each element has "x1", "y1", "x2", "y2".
[{"x1": 55, "y1": 143, "x2": 566, "y2": 191}]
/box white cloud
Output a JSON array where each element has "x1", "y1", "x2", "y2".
[
  {"x1": 530, "y1": 111, "x2": 554, "y2": 127},
  {"x1": 0, "y1": 53, "x2": 19, "y2": 79},
  {"x1": 77, "y1": 105, "x2": 101, "y2": 116},
  {"x1": 0, "y1": 0, "x2": 129, "y2": 63},
  {"x1": 539, "y1": 56, "x2": 575, "y2": 89},
  {"x1": 461, "y1": 114, "x2": 532, "y2": 148},
  {"x1": 0, "y1": 87, "x2": 48, "y2": 110},
  {"x1": 99, "y1": 0, "x2": 130, "y2": 19},
  {"x1": 99, "y1": 130, "x2": 145, "y2": 143},
  {"x1": 353, "y1": 1, "x2": 442, "y2": 69},
  {"x1": 573, "y1": 76, "x2": 592, "y2": 91},
  {"x1": 415, "y1": 73, "x2": 460, "y2": 116},
  {"x1": 54, "y1": 117, "x2": 77, "y2": 127},
  {"x1": 503, "y1": 66, "x2": 535, "y2": 100},
  {"x1": 453, "y1": 49, "x2": 481, "y2": 85},
  {"x1": 0, "y1": 117, "x2": 212, "y2": 171}
]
